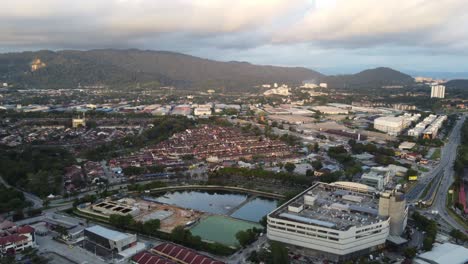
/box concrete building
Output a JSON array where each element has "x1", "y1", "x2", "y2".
[
  {"x1": 194, "y1": 105, "x2": 212, "y2": 116},
  {"x1": 267, "y1": 182, "x2": 407, "y2": 261},
  {"x1": 84, "y1": 225, "x2": 138, "y2": 253},
  {"x1": 431, "y1": 84, "x2": 445, "y2": 98},
  {"x1": 72, "y1": 113, "x2": 86, "y2": 128},
  {"x1": 373, "y1": 116, "x2": 412, "y2": 135},
  {"x1": 361, "y1": 167, "x2": 391, "y2": 191},
  {"x1": 312, "y1": 106, "x2": 348, "y2": 115},
  {"x1": 378, "y1": 191, "x2": 408, "y2": 236},
  {"x1": 91, "y1": 199, "x2": 140, "y2": 217},
  {"x1": 414, "y1": 242, "x2": 468, "y2": 264},
  {"x1": 0, "y1": 225, "x2": 35, "y2": 256},
  {"x1": 263, "y1": 85, "x2": 290, "y2": 96}
]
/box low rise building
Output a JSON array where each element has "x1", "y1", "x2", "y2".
[
  {"x1": 373, "y1": 116, "x2": 412, "y2": 135},
  {"x1": 0, "y1": 224, "x2": 35, "y2": 256},
  {"x1": 267, "y1": 182, "x2": 407, "y2": 261},
  {"x1": 84, "y1": 225, "x2": 139, "y2": 253}
]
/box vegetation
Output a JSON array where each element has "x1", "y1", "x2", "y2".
[
  {"x1": 106, "y1": 214, "x2": 234, "y2": 256},
  {"x1": 412, "y1": 211, "x2": 437, "y2": 251},
  {"x1": 449, "y1": 229, "x2": 468, "y2": 244},
  {"x1": 247, "y1": 241, "x2": 290, "y2": 264},
  {"x1": 0, "y1": 146, "x2": 74, "y2": 197},
  {"x1": 210, "y1": 167, "x2": 310, "y2": 186},
  {"x1": 127, "y1": 181, "x2": 167, "y2": 192},
  {"x1": 235, "y1": 227, "x2": 262, "y2": 247},
  {"x1": 0, "y1": 186, "x2": 31, "y2": 213},
  {"x1": 284, "y1": 163, "x2": 296, "y2": 173}
]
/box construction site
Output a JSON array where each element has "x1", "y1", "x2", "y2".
[{"x1": 79, "y1": 197, "x2": 203, "y2": 233}]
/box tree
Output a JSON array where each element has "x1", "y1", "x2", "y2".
[
  {"x1": 311, "y1": 160, "x2": 323, "y2": 170},
  {"x1": 284, "y1": 163, "x2": 296, "y2": 173},
  {"x1": 235, "y1": 229, "x2": 257, "y2": 247},
  {"x1": 450, "y1": 229, "x2": 468, "y2": 243},
  {"x1": 109, "y1": 214, "x2": 134, "y2": 229},
  {"x1": 269, "y1": 241, "x2": 289, "y2": 264},
  {"x1": 143, "y1": 219, "x2": 161, "y2": 235},
  {"x1": 403, "y1": 247, "x2": 417, "y2": 258}
]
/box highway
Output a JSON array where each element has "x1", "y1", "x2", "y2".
[
  {"x1": 406, "y1": 115, "x2": 466, "y2": 203},
  {"x1": 429, "y1": 115, "x2": 466, "y2": 232},
  {"x1": 407, "y1": 114, "x2": 466, "y2": 232}
]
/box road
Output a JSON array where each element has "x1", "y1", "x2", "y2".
[
  {"x1": 411, "y1": 115, "x2": 467, "y2": 232},
  {"x1": 406, "y1": 115, "x2": 465, "y2": 203},
  {"x1": 227, "y1": 236, "x2": 268, "y2": 264},
  {"x1": 429, "y1": 116, "x2": 466, "y2": 232}
]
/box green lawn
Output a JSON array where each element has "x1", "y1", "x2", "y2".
[
  {"x1": 430, "y1": 148, "x2": 441, "y2": 160},
  {"x1": 190, "y1": 215, "x2": 262, "y2": 247}
]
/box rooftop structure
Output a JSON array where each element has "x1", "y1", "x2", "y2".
[
  {"x1": 414, "y1": 243, "x2": 468, "y2": 264},
  {"x1": 84, "y1": 225, "x2": 137, "y2": 253},
  {"x1": 151, "y1": 243, "x2": 224, "y2": 264},
  {"x1": 91, "y1": 199, "x2": 140, "y2": 216},
  {"x1": 132, "y1": 251, "x2": 175, "y2": 264},
  {"x1": 312, "y1": 106, "x2": 348, "y2": 115},
  {"x1": 267, "y1": 182, "x2": 407, "y2": 261},
  {"x1": 373, "y1": 115, "x2": 413, "y2": 135},
  {"x1": 361, "y1": 167, "x2": 391, "y2": 191}
]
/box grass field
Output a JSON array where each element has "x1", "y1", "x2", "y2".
[
  {"x1": 430, "y1": 148, "x2": 441, "y2": 160},
  {"x1": 190, "y1": 215, "x2": 262, "y2": 247}
]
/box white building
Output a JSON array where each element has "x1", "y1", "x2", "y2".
[
  {"x1": 431, "y1": 84, "x2": 445, "y2": 98},
  {"x1": 194, "y1": 105, "x2": 212, "y2": 116},
  {"x1": 301, "y1": 82, "x2": 318, "y2": 89},
  {"x1": 361, "y1": 167, "x2": 391, "y2": 191},
  {"x1": 0, "y1": 225, "x2": 36, "y2": 256},
  {"x1": 312, "y1": 106, "x2": 348, "y2": 115},
  {"x1": 319, "y1": 83, "x2": 328, "y2": 88},
  {"x1": 267, "y1": 182, "x2": 407, "y2": 261},
  {"x1": 263, "y1": 85, "x2": 290, "y2": 96},
  {"x1": 414, "y1": 242, "x2": 468, "y2": 264},
  {"x1": 84, "y1": 225, "x2": 144, "y2": 258},
  {"x1": 373, "y1": 116, "x2": 412, "y2": 135}
]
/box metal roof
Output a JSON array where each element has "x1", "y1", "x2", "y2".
[{"x1": 85, "y1": 225, "x2": 131, "y2": 242}]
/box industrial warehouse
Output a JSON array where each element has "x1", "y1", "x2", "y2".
[{"x1": 267, "y1": 182, "x2": 408, "y2": 262}]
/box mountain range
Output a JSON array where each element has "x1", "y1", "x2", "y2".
[{"x1": 0, "y1": 49, "x2": 415, "y2": 91}]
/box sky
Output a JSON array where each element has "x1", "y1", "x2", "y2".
[{"x1": 1, "y1": 0, "x2": 468, "y2": 76}]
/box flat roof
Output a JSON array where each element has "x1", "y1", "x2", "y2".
[
  {"x1": 416, "y1": 243, "x2": 468, "y2": 264},
  {"x1": 85, "y1": 225, "x2": 131, "y2": 242},
  {"x1": 269, "y1": 182, "x2": 387, "y2": 231}
]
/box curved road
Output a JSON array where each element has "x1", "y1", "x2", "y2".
[{"x1": 429, "y1": 115, "x2": 466, "y2": 231}]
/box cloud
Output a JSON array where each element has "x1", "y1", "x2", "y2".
[
  {"x1": 274, "y1": 0, "x2": 468, "y2": 50},
  {"x1": 0, "y1": 0, "x2": 306, "y2": 48},
  {"x1": 1, "y1": 0, "x2": 468, "y2": 73}
]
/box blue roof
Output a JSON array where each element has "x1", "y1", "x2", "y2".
[
  {"x1": 279, "y1": 213, "x2": 335, "y2": 228},
  {"x1": 85, "y1": 225, "x2": 130, "y2": 241}
]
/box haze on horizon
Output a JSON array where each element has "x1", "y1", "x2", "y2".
[{"x1": 2, "y1": 0, "x2": 468, "y2": 77}]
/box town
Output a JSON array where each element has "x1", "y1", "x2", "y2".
[{"x1": 0, "y1": 71, "x2": 467, "y2": 264}]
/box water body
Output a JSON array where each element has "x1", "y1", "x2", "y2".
[
  {"x1": 230, "y1": 197, "x2": 278, "y2": 222},
  {"x1": 148, "y1": 190, "x2": 278, "y2": 222},
  {"x1": 149, "y1": 190, "x2": 248, "y2": 215}
]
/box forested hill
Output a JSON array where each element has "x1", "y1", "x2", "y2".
[{"x1": 0, "y1": 49, "x2": 323, "y2": 91}]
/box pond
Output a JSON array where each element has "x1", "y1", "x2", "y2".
[{"x1": 148, "y1": 190, "x2": 278, "y2": 222}]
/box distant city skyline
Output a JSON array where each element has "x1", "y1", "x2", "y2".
[{"x1": 1, "y1": 0, "x2": 468, "y2": 76}]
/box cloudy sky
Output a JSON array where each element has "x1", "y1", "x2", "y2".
[{"x1": 1, "y1": 0, "x2": 468, "y2": 76}]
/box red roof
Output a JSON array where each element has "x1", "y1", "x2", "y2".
[
  {"x1": 132, "y1": 251, "x2": 176, "y2": 264},
  {"x1": 152, "y1": 243, "x2": 225, "y2": 264},
  {"x1": 0, "y1": 235, "x2": 28, "y2": 246},
  {"x1": 17, "y1": 225, "x2": 35, "y2": 234}
]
